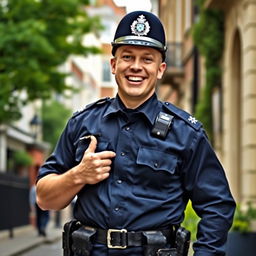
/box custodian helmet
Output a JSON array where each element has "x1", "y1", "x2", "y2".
[{"x1": 112, "y1": 11, "x2": 167, "y2": 61}]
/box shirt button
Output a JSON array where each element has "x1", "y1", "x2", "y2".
[
  {"x1": 117, "y1": 179, "x2": 122, "y2": 184},
  {"x1": 154, "y1": 163, "x2": 158, "y2": 168},
  {"x1": 114, "y1": 207, "x2": 119, "y2": 211},
  {"x1": 121, "y1": 152, "x2": 125, "y2": 156},
  {"x1": 125, "y1": 127, "x2": 130, "y2": 131}
]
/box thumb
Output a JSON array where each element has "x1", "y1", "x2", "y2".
[{"x1": 86, "y1": 135, "x2": 97, "y2": 153}]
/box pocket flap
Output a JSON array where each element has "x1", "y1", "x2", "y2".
[{"x1": 137, "y1": 147, "x2": 177, "y2": 174}]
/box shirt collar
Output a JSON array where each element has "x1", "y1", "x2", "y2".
[{"x1": 103, "y1": 93, "x2": 160, "y2": 126}]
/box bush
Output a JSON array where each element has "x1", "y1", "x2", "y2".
[
  {"x1": 14, "y1": 150, "x2": 33, "y2": 167},
  {"x1": 231, "y1": 203, "x2": 256, "y2": 233}
]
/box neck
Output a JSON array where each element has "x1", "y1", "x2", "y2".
[
  {"x1": 117, "y1": 93, "x2": 155, "y2": 110},
  {"x1": 120, "y1": 99, "x2": 141, "y2": 109}
]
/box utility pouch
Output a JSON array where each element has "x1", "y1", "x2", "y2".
[
  {"x1": 71, "y1": 226, "x2": 96, "y2": 256},
  {"x1": 63, "y1": 220, "x2": 82, "y2": 256},
  {"x1": 143, "y1": 231, "x2": 167, "y2": 256},
  {"x1": 157, "y1": 248, "x2": 177, "y2": 256},
  {"x1": 175, "y1": 227, "x2": 190, "y2": 256}
]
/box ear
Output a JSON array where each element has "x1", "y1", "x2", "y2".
[
  {"x1": 110, "y1": 58, "x2": 116, "y2": 74},
  {"x1": 157, "y1": 62, "x2": 166, "y2": 80}
]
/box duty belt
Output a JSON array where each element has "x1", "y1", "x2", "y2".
[
  {"x1": 93, "y1": 227, "x2": 175, "y2": 249},
  {"x1": 63, "y1": 221, "x2": 189, "y2": 256}
]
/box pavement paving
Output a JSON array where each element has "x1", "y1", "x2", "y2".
[
  {"x1": 0, "y1": 222, "x2": 63, "y2": 256},
  {"x1": 19, "y1": 239, "x2": 62, "y2": 256}
]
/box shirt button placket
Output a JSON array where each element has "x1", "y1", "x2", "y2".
[{"x1": 110, "y1": 123, "x2": 132, "y2": 225}]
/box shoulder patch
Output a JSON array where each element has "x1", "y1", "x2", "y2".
[
  {"x1": 72, "y1": 97, "x2": 111, "y2": 118},
  {"x1": 163, "y1": 102, "x2": 202, "y2": 130}
]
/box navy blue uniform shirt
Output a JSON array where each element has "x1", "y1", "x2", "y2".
[{"x1": 38, "y1": 94, "x2": 235, "y2": 255}]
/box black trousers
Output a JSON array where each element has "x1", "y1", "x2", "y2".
[{"x1": 73, "y1": 243, "x2": 144, "y2": 255}]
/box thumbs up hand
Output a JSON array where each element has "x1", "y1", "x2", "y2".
[{"x1": 73, "y1": 136, "x2": 116, "y2": 185}]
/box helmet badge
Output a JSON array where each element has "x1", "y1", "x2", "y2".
[{"x1": 131, "y1": 15, "x2": 150, "y2": 36}]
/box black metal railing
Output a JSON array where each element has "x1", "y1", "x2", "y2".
[
  {"x1": 166, "y1": 42, "x2": 183, "y2": 69},
  {"x1": 0, "y1": 172, "x2": 30, "y2": 237}
]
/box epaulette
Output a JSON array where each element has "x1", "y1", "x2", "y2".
[
  {"x1": 72, "y1": 97, "x2": 111, "y2": 118},
  {"x1": 163, "y1": 102, "x2": 202, "y2": 131}
]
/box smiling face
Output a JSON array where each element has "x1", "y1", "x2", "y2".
[{"x1": 110, "y1": 45, "x2": 166, "y2": 109}]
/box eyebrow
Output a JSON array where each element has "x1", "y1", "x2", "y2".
[
  {"x1": 121, "y1": 50, "x2": 132, "y2": 54},
  {"x1": 121, "y1": 50, "x2": 154, "y2": 57}
]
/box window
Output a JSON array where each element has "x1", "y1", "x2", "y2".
[{"x1": 102, "y1": 60, "x2": 111, "y2": 82}]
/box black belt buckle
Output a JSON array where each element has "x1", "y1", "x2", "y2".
[{"x1": 107, "y1": 229, "x2": 127, "y2": 249}]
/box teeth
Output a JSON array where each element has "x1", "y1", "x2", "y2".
[{"x1": 128, "y1": 76, "x2": 143, "y2": 82}]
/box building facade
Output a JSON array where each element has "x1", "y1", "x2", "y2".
[
  {"x1": 157, "y1": 0, "x2": 198, "y2": 110},
  {"x1": 206, "y1": 0, "x2": 256, "y2": 203},
  {"x1": 63, "y1": 0, "x2": 125, "y2": 114},
  {"x1": 158, "y1": 0, "x2": 256, "y2": 204}
]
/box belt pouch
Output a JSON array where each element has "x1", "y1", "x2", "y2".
[
  {"x1": 143, "y1": 231, "x2": 167, "y2": 256},
  {"x1": 71, "y1": 226, "x2": 96, "y2": 256},
  {"x1": 63, "y1": 220, "x2": 81, "y2": 256},
  {"x1": 157, "y1": 248, "x2": 177, "y2": 256}
]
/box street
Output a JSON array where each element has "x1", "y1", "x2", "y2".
[{"x1": 18, "y1": 239, "x2": 62, "y2": 256}]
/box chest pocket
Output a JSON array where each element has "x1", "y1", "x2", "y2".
[
  {"x1": 137, "y1": 147, "x2": 177, "y2": 174},
  {"x1": 75, "y1": 139, "x2": 110, "y2": 163},
  {"x1": 134, "y1": 147, "x2": 180, "y2": 199}
]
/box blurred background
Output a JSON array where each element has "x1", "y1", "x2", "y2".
[{"x1": 0, "y1": 0, "x2": 256, "y2": 255}]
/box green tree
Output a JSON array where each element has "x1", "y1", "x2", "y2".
[
  {"x1": 42, "y1": 99, "x2": 72, "y2": 151},
  {"x1": 0, "y1": 0, "x2": 102, "y2": 123}
]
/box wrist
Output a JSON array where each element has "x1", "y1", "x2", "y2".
[{"x1": 68, "y1": 165, "x2": 86, "y2": 186}]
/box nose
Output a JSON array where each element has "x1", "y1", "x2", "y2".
[{"x1": 130, "y1": 58, "x2": 142, "y2": 71}]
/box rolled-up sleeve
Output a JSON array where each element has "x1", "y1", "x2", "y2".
[
  {"x1": 37, "y1": 118, "x2": 76, "y2": 180},
  {"x1": 183, "y1": 131, "x2": 236, "y2": 255}
]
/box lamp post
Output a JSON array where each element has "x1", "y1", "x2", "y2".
[{"x1": 30, "y1": 114, "x2": 41, "y2": 140}]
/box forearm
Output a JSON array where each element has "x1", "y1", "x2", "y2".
[
  {"x1": 36, "y1": 167, "x2": 84, "y2": 211},
  {"x1": 36, "y1": 136, "x2": 115, "y2": 210}
]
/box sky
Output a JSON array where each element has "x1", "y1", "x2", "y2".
[{"x1": 113, "y1": 0, "x2": 152, "y2": 13}]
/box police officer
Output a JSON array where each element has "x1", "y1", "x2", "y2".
[{"x1": 36, "y1": 11, "x2": 236, "y2": 256}]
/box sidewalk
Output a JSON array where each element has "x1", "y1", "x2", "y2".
[{"x1": 0, "y1": 222, "x2": 62, "y2": 256}]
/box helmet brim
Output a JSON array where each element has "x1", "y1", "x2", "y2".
[
  {"x1": 112, "y1": 36, "x2": 167, "y2": 52},
  {"x1": 111, "y1": 36, "x2": 167, "y2": 61}
]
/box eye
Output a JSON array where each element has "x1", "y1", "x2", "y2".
[
  {"x1": 122, "y1": 55, "x2": 132, "y2": 61},
  {"x1": 144, "y1": 57, "x2": 153, "y2": 63}
]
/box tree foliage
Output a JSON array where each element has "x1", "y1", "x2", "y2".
[
  {"x1": 0, "y1": 0, "x2": 102, "y2": 123},
  {"x1": 41, "y1": 99, "x2": 72, "y2": 152}
]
